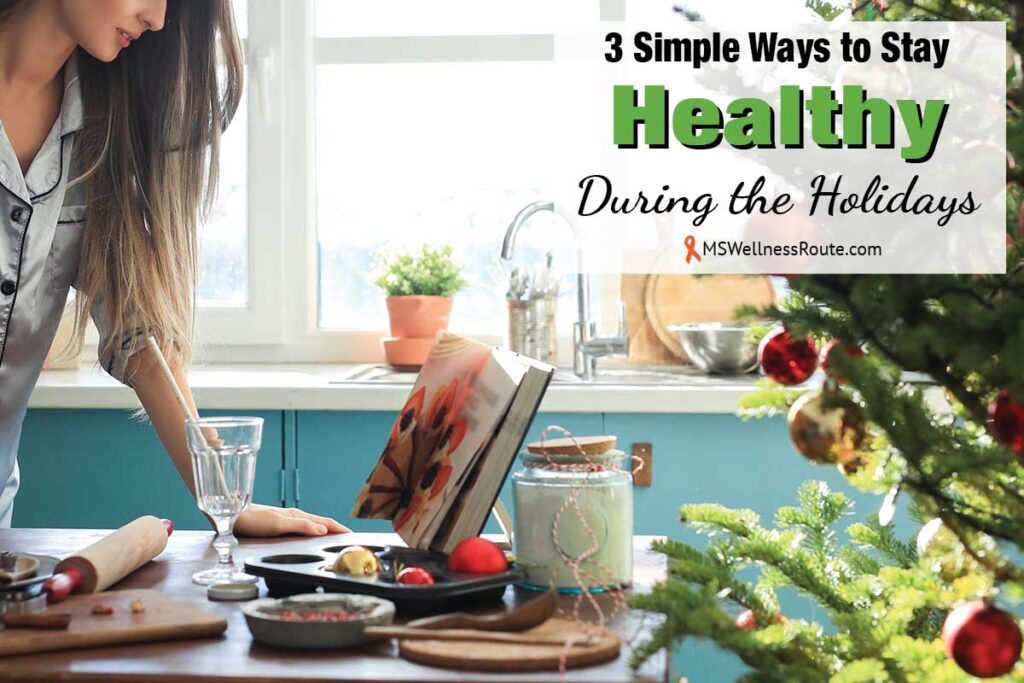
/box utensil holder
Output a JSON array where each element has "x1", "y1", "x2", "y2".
[{"x1": 507, "y1": 297, "x2": 557, "y2": 364}]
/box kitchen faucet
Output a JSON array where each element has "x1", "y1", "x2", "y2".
[{"x1": 501, "y1": 201, "x2": 627, "y2": 379}]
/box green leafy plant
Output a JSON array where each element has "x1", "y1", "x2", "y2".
[{"x1": 373, "y1": 245, "x2": 469, "y2": 298}]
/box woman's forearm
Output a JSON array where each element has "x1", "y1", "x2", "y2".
[
  {"x1": 127, "y1": 346, "x2": 199, "y2": 498},
  {"x1": 126, "y1": 347, "x2": 348, "y2": 537}
]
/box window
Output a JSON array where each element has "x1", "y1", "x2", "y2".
[
  {"x1": 312, "y1": 1, "x2": 601, "y2": 346},
  {"x1": 199, "y1": 0, "x2": 249, "y2": 307},
  {"x1": 195, "y1": 0, "x2": 614, "y2": 361},
  {"x1": 196, "y1": 0, "x2": 284, "y2": 348}
]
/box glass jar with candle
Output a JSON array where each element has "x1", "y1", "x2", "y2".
[{"x1": 512, "y1": 449, "x2": 633, "y2": 593}]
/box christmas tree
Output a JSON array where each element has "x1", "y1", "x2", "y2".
[{"x1": 630, "y1": 1, "x2": 1024, "y2": 680}]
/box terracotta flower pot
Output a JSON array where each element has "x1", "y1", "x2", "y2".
[{"x1": 385, "y1": 296, "x2": 453, "y2": 339}]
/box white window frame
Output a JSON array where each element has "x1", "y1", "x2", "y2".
[
  {"x1": 197, "y1": 0, "x2": 285, "y2": 348},
  {"x1": 196, "y1": 0, "x2": 620, "y2": 364}
]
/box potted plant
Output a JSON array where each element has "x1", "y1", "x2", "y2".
[{"x1": 374, "y1": 245, "x2": 468, "y2": 368}]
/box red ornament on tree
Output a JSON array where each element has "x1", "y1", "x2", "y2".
[
  {"x1": 447, "y1": 537, "x2": 508, "y2": 575},
  {"x1": 819, "y1": 340, "x2": 864, "y2": 385},
  {"x1": 396, "y1": 566, "x2": 435, "y2": 585},
  {"x1": 990, "y1": 390, "x2": 1024, "y2": 454},
  {"x1": 735, "y1": 609, "x2": 785, "y2": 630},
  {"x1": 942, "y1": 602, "x2": 1023, "y2": 678},
  {"x1": 758, "y1": 328, "x2": 818, "y2": 386}
]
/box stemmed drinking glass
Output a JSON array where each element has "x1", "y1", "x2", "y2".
[{"x1": 185, "y1": 417, "x2": 262, "y2": 586}]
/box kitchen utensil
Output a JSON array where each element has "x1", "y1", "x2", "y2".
[
  {"x1": 0, "y1": 592, "x2": 47, "y2": 618},
  {"x1": 398, "y1": 617, "x2": 621, "y2": 672},
  {"x1": 241, "y1": 593, "x2": 575, "y2": 651},
  {"x1": 43, "y1": 516, "x2": 171, "y2": 602},
  {"x1": 0, "y1": 552, "x2": 39, "y2": 583},
  {"x1": 507, "y1": 299, "x2": 530, "y2": 354},
  {"x1": 0, "y1": 589, "x2": 227, "y2": 657},
  {"x1": 185, "y1": 416, "x2": 263, "y2": 586},
  {"x1": 508, "y1": 266, "x2": 530, "y2": 301},
  {"x1": 406, "y1": 586, "x2": 557, "y2": 631},
  {"x1": 668, "y1": 322, "x2": 761, "y2": 374},
  {"x1": 242, "y1": 593, "x2": 394, "y2": 650},
  {"x1": 530, "y1": 253, "x2": 554, "y2": 297},
  {"x1": 643, "y1": 271, "x2": 775, "y2": 362},
  {"x1": 0, "y1": 554, "x2": 57, "y2": 619},
  {"x1": 622, "y1": 274, "x2": 680, "y2": 366},
  {"x1": 0, "y1": 554, "x2": 56, "y2": 593},
  {"x1": 243, "y1": 542, "x2": 527, "y2": 613}
]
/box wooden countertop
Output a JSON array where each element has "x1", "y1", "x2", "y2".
[{"x1": 0, "y1": 530, "x2": 668, "y2": 682}]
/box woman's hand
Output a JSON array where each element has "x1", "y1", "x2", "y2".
[{"x1": 235, "y1": 504, "x2": 350, "y2": 537}]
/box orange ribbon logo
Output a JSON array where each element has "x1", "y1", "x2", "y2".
[{"x1": 684, "y1": 235, "x2": 702, "y2": 264}]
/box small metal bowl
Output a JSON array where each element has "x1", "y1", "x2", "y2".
[
  {"x1": 242, "y1": 593, "x2": 395, "y2": 650},
  {"x1": 668, "y1": 322, "x2": 760, "y2": 375}
]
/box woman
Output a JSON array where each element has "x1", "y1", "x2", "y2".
[{"x1": 0, "y1": 0, "x2": 347, "y2": 536}]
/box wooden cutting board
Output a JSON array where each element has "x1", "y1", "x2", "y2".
[
  {"x1": 623, "y1": 273, "x2": 679, "y2": 366},
  {"x1": 398, "y1": 618, "x2": 620, "y2": 672},
  {"x1": 0, "y1": 589, "x2": 227, "y2": 656}
]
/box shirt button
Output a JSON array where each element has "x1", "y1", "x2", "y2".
[
  {"x1": 10, "y1": 207, "x2": 26, "y2": 224},
  {"x1": 0, "y1": 280, "x2": 15, "y2": 296}
]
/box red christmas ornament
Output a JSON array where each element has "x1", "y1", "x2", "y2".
[
  {"x1": 396, "y1": 566, "x2": 435, "y2": 585},
  {"x1": 758, "y1": 328, "x2": 818, "y2": 386},
  {"x1": 943, "y1": 602, "x2": 1023, "y2": 678},
  {"x1": 990, "y1": 390, "x2": 1024, "y2": 454},
  {"x1": 735, "y1": 609, "x2": 785, "y2": 630},
  {"x1": 447, "y1": 537, "x2": 509, "y2": 575},
  {"x1": 819, "y1": 340, "x2": 864, "y2": 385}
]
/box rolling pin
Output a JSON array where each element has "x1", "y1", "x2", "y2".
[{"x1": 43, "y1": 516, "x2": 173, "y2": 602}]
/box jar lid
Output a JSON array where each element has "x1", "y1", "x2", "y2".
[
  {"x1": 519, "y1": 449, "x2": 625, "y2": 467},
  {"x1": 526, "y1": 435, "x2": 617, "y2": 455},
  {"x1": 208, "y1": 582, "x2": 259, "y2": 602}
]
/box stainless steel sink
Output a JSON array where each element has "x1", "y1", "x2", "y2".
[{"x1": 330, "y1": 364, "x2": 760, "y2": 387}]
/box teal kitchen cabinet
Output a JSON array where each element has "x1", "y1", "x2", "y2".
[
  {"x1": 289, "y1": 411, "x2": 398, "y2": 533},
  {"x1": 293, "y1": 411, "x2": 605, "y2": 534},
  {"x1": 13, "y1": 409, "x2": 284, "y2": 529}
]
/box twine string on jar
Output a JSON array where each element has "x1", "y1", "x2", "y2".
[{"x1": 533, "y1": 425, "x2": 645, "y2": 674}]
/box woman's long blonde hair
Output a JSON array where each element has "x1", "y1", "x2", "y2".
[{"x1": 3, "y1": 0, "x2": 244, "y2": 377}]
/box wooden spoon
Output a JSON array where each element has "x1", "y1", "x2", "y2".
[{"x1": 406, "y1": 587, "x2": 557, "y2": 632}]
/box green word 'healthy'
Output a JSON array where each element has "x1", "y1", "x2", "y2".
[{"x1": 613, "y1": 84, "x2": 949, "y2": 163}]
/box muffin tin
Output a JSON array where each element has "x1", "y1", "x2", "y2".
[{"x1": 243, "y1": 544, "x2": 527, "y2": 612}]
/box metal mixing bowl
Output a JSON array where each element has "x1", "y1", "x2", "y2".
[{"x1": 668, "y1": 322, "x2": 760, "y2": 375}]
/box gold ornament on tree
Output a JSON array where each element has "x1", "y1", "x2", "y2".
[{"x1": 787, "y1": 385, "x2": 867, "y2": 465}]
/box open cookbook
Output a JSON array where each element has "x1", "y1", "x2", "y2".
[{"x1": 351, "y1": 331, "x2": 554, "y2": 553}]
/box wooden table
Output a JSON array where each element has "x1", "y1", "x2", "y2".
[{"x1": 0, "y1": 530, "x2": 668, "y2": 682}]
